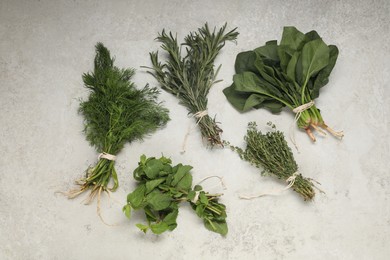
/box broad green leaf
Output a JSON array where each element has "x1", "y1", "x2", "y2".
[
  {"x1": 144, "y1": 207, "x2": 158, "y2": 222},
  {"x1": 145, "y1": 178, "x2": 165, "y2": 193},
  {"x1": 136, "y1": 223, "x2": 149, "y2": 233},
  {"x1": 140, "y1": 154, "x2": 147, "y2": 165},
  {"x1": 128, "y1": 184, "x2": 146, "y2": 209},
  {"x1": 278, "y1": 27, "x2": 305, "y2": 71},
  {"x1": 144, "y1": 158, "x2": 163, "y2": 179},
  {"x1": 304, "y1": 30, "x2": 321, "y2": 42},
  {"x1": 162, "y1": 209, "x2": 178, "y2": 228},
  {"x1": 150, "y1": 222, "x2": 169, "y2": 234},
  {"x1": 260, "y1": 100, "x2": 284, "y2": 113},
  {"x1": 122, "y1": 204, "x2": 131, "y2": 219},
  {"x1": 280, "y1": 26, "x2": 306, "y2": 51},
  {"x1": 253, "y1": 58, "x2": 279, "y2": 87},
  {"x1": 223, "y1": 84, "x2": 252, "y2": 112},
  {"x1": 235, "y1": 51, "x2": 257, "y2": 74},
  {"x1": 277, "y1": 45, "x2": 294, "y2": 72},
  {"x1": 146, "y1": 190, "x2": 171, "y2": 211},
  {"x1": 159, "y1": 156, "x2": 172, "y2": 165},
  {"x1": 254, "y1": 42, "x2": 279, "y2": 66},
  {"x1": 187, "y1": 190, "x2": 196, "y2": 200},
  {"x1": 159, "y1": 164, "x2": 173, "y2": 176},
  {"x1": 193, "y1": 185, "x2": 202, "y2": 191},
  {"x1": 243, "y1": 94, "x2": 267, "y2": 111},
  {"x1": 204, "y1": 220, "x2": 228, "y2": 236},
  {"x1": 301, "y1": 39, "x2": 330, "y2": 85},
  {"x1": 233, "y1": 72, "x2": 272, "y2": 94},
  {"x1": 133, "y1": 166, "x2": 145, "y2": 181},
  {"x1": 311, "y1": 45, "x2": 339, "y2": 98},
  {"x1": 199, "y1": 192, "x2": 208, "y2": 205},
  {"x1": 170, "y1": 165, "x2": 192, "y2": 186},
  {"x1": 175, "y1": 173, "x2": 192, "y2": 191},
  {"x1": 286, "y1": 52, "x2": 300, "y2": 82},
  {"x1": 195, "y1": 204, "x2": 205, "y2": 217}
]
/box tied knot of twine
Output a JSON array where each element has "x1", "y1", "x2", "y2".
[
  {"x1": 191, "y1": 175, "x2": 226, "y2": 203},
  {"x1": 193, "y1": 110, "x2": 208, "y2": 123},
  {"x1": 98, "y1": 152, "x2": 116, "y2": 161},
  {"x1": 292, "y1": 100, "x2": 315, "y2": 114},
  {"x1": 239, "y1": 171, "x2": 299, "y2": 200},
  {"x1": 290, "y1": 100, "x2": 315, "y2": 151},
  {"x1": 181, "y1": 110, "x2": 208, "y2": 153}
]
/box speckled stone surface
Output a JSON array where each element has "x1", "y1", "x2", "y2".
[{"x1": 1, "y1": 0, "x2": 389, "y2": 259}]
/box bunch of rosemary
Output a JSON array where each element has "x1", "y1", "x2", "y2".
[
  {"x1": 146, "y1": 23, "x2": 238, "y2": 147},
  {"x1": 123, "y1": 155, "x2": 228, "y2": 236},
  {"x1": 228, "y1": 122, "x2": 316, "y2": 200},
  {"x1": 68, "y1": 43, "x2": 169, "y2": 206}
]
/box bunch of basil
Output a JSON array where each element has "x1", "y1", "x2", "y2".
[
  {"x1": 123, "y1": 155, "x2": 228, "y2": 236},
  {"x1": 224, "y1": 27, "x2": 343, "y2": 141}
]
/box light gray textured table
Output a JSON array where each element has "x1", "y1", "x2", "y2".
[{"x1": 1, "y1": 0, "x2": 389, "y2": 259}]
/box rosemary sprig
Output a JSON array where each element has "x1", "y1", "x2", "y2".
[
  {"x1": 228, "y1": 122, "x2": 316, "y2": 200},
  {"x1": 145, "y1": 23, "x2": 238, "y2": 147}
]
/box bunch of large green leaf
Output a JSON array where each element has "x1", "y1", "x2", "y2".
[
  {"x1": 224, "y1": 27, "x2": 343, "y2": 141},
  {"x1": 123, "y1": 155, "x2": 228, "y2": 236}
]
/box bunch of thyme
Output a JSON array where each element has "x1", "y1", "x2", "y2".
[
  {"x1": 228, "y1": 122, "x2": 316, "y2": 200},
  {"x1": 67, "y1": 43, "x2": 169, "y2": 209},
  {"x1": 145, "y1": 23, "x2": 238, "y2": 147}
]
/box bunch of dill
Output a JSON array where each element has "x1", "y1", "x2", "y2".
[
  {"x1": 67, "y1": 43, "x2": 169, "y2": 207},
  {"x1": 146, "y1": 23, "x2": 238, "y2": 148},
  {"x1": 229, "y1": 122, "x2": 316, "y2": 201}
]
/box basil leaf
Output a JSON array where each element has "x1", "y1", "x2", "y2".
[
  {"x1": 146, "y1": 190, "x2": 171, "y2": 211},
  {"x1": 204, "y1": 220, "x2": 228, "y2": 236},
  {"x1": 171, "y1": 165, "x2": 192, "y2": 186},
  {"x1": 145, "y1": 178, "x2": 165, "y2": 193},
  {"x1": 122, "y1": 204, "x2": 131, "y2": 219},
  {"x1": 144, "y1": 158, "x2": 164, "y2": 179},
  {"x1": 150, "y1": 222, "x2": 170, "y2": 235},
  {"x1": 136, "y1": 223, "x2": 149, "y2": 233},
  {"x1": 175, "y1": 172, "x2": 192, "y2": 191},
  {"x1": 128, "y1": 184, "x2": 146, "y2": 209},
  {"x1": 162, "y1": 209, "x2": 179, "y2": 230}
]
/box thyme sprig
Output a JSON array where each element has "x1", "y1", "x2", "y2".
[
  {"x1": 228, "y1": 122, "x2": 316, "y2": 200},
  {"x1": 146, "y1": 23, "x2": 238, "y2": 147}
]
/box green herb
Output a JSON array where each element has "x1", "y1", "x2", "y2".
[
  {"x1": 223, "y1": 26, "x2": 343, "y2": 141},
  {"x1": 67, "y1": 43, "x2": 169, "y2": 206},
  {"x1": 123, "y1": 155, "x2": 228, "y2": 236},
  {"x1": 145, "y1": 23, "x2": 238, "y2": 147},
  {"x1": 227, "y1": 122, "x2": 316, "y2": 200}
]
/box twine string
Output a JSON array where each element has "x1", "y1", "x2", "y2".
[
  {"x1": 191, "y1": 175, "x2": 226, "y2": 203},
  {"x1": 181, "y1": 110, "x2": 208, "y2": 153},
  {"x1": 239, "y1": 172, "x2": 299, "y2": 200},
  {"x1": 98, "y1": 152, "x2": 117, "y2": 161},
  {"x1": 290, "y1": 100, "x2": 315, "y2": 151}
]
